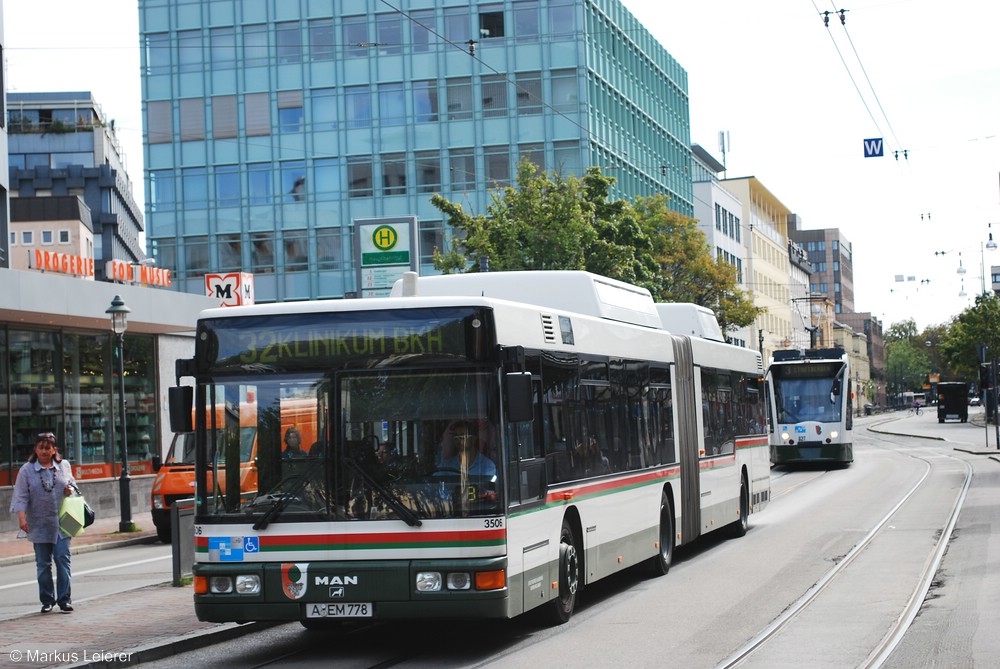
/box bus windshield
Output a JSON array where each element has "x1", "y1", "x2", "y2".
[
  {"x1": 200, "y1": 370, "x2": 502, "y2": 524},
  {"x1": 771, "y1": 362, "x2": 845, "y2": 423}
]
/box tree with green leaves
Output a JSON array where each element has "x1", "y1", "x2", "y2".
[
  {"x1": 431, "y1": 161, "x2": 761, "y2": 334},
  {"x1": 939, "y1": 293, "x2": 1000, "y2": 382}
]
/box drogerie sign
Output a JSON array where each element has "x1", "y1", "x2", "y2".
[{"x1": 30, "y1": 249, "x2": 95, "y2": 277}]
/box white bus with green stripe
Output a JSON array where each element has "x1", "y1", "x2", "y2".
[{"x1": 169, "y1": 270, "x2": 770, "y2": 626}]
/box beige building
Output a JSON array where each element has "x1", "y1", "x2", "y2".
[
  {"x1": 832, "y1": 322, "x2": 871, "y2": 415},
  {"x1": 722, "y1": 177, "x2": 794, "y2": 361},
  {"x1": 8, "y1": 196, "x2": 95, "y2": 274}
]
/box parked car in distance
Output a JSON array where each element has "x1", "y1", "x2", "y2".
[{"x1": 969, "y1": 396, "x2": 982, "y2": 406}]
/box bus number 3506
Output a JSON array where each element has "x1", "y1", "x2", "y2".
[{"x1": 484, "y1": 517, "x2": 504, "y2": 529}]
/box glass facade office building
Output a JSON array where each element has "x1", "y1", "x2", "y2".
[{"x1": 139, "y1": 0, "x2": 692, "y2": 301}]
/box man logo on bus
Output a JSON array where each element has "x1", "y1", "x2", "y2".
[
  {"x1": 372, "y1": 225, "x2": 398, "y2": 251},
  {"x1": 281, "y1": 563, "x2": 309, "y2": 600}
]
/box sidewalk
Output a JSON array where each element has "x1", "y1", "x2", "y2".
[{"x1": 0, "y1": 518, "x2": 272, "y2": 668}]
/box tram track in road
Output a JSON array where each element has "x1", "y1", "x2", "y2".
[
  {"x1": 768, "y1": 467, "x2": 831, "y2": 499},
  {"x1": 717, "y1": 443, "x2": 974, "y2": 669}
]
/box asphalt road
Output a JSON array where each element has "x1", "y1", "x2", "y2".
[{"x1": 134, "y1": 411, "x2": 1000, "y2": 668}]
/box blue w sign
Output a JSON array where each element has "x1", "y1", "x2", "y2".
[{"x1": 864, "y1": 138, "x2": 883, "y2": 158}]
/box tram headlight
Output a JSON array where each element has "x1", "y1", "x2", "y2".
[
  {"x1": 416, "y1": 571, "x2": 442, "y2": 592},
  {"x1": 235, "y1": 575, "x2": 261, "y2": 594}
]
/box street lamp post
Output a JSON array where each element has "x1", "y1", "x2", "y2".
[{"x1": 106, "y1": 295, "x2": 133, "y2": 532}]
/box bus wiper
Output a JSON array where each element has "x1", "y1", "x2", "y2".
[
  {"x1": 342, "y1": 455, "x2": 422, "y2": 527},
  {"x1": 251, "y1": 468, "x2": 315, "y2": 530}
]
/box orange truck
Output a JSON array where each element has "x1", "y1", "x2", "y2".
[{"x1": 150, "y1": 396, "x2": 318, "y2": 542}]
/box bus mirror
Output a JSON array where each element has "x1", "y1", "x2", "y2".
[
  {"x1": 505, "y1": 372, "x2": 533, "y2": 423},
  {"x1": 169, "y1": 386, "x2": 194, "y2": 433},
  {"x1": 151, "y1": 455, "x2": 163, "y2": 472}
]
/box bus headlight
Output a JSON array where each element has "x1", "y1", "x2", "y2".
[
  {"x1": 235, "y1": 575, "x2": 261, "y2": 594},
  {"x1": 781, "y1": 431, "x2": 790, "y2": 442},
  {"x1": 416, "y1": 572, "x2": 442, "y2": 591},
  {"x1": 209, "y1": 576, "x2": 233, "y2": 594},
  {"x1": 830, "y1": 431, "x2": 839, "y2": 439},
  {"x1": 446, "y1": 573, "x2": 471, "y2": 590},
  {"x1": 152, "y1": 496, "x2": 165, "y2": 510}
]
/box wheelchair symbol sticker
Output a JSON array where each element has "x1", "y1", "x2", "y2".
[{"x1": 244, "y1": 536, "x2": 260, "y2": 554}]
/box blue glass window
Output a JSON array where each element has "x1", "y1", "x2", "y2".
[
  {"x1": 182, "y1": 168, "x2": 209, "y2": 208},
  {"x1": 215, "y1": 166, "x2": 240, "y2": 208},
  {"x1": 150, "y1": 170, "x2": 176, "y2": 211},
  {"x1": 345, "y1": 86, "x2": 372, "y2": 128},
  {"x1": 413, "y1": 81, "x2": 439, "y2": 122},
  {"x1": 379, "y1": 83, "x2": 406, "y2": 126},
  {"x1": 249, "y1": 163, "x2": 273, "y2": 204}
]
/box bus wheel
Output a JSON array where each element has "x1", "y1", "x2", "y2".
[
  {"x1": 156, "y1": 524, "x2": 171, "y2": 544},
  {"x1": 546, "y1": 518, "x2": 580, "y2": 625},
  {"x1": 729, "y1": 473, "x2": 749, "y2": 538},
  {"x1": 647, "y1": 492, "x2": 674, "y2": 577}
]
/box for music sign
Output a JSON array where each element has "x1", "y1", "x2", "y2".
[{"x1": 354, "y1": 217, "x2": 417, "y2": 298}]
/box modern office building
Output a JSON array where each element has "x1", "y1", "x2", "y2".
[
  {"x1": 788, "y1": 224, "x2": 855, "y2": 315},
  {"x1": 138, "y1": 0, "x2": 695, "y2": 301},
  {"x1": 7, "y1": 92, "x2": 146, "y2": 279}
]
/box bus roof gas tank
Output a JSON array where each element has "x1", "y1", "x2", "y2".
[
  {"x1": 655, "y1": 303, "x2": 725, "y2": 341},
  {"x1": 391, "y1": 270, "x2": 661, "y2": 329}
]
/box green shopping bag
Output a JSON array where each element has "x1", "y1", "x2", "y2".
[{"x1": 59, "y1": 495, "x2": 86, "y2": 537}]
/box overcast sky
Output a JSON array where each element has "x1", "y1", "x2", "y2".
[{"x1": 6, "y1": 0, "x2": 998, "y2": 331}]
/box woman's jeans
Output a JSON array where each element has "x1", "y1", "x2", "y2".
[{"x1": 34, "y1": 535, "x2": 72, "y2": 606}]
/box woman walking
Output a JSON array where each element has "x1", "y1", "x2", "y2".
[{"x1": 9, "y1": 432, "x2": 76, "y2": 613}]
